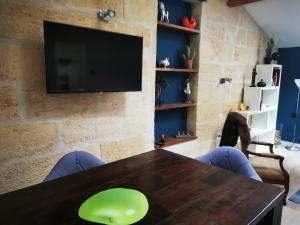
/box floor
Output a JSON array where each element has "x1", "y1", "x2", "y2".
[{"x1": 273, "y1": 143, "x2": 300, "y2": 225}]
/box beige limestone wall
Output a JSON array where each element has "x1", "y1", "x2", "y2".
[
  {"x1": 0, "y1": 0, "x2": 157, "y2": 193},
  {"x1": 166, "y1": 0, "x2": 268, "y2": 156},
  {"x1": 0, "y1": 0, "x2": 268, "y2": 193},
  {"x1": 196, "y1": 0, "x2": 267, "y2": 151}
]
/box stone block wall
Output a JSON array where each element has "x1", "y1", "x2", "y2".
[
  {"x1": 0, "y1": 0, "x2": 269, "y2": 193},
  {"x1": 0, "y1": 0, "x2": 157, "y2": 193},
  {"x1": 195, "y1": 0, "x2": 267, "y2": 152}
]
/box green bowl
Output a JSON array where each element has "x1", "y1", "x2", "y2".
[{"x1": 78, "y1": 188, "x2": 149, "y2": 225}]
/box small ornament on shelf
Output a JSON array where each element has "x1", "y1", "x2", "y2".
[
  {"x1": 264, "y1": 38, "x2": 274, "y2": 64},
  {"x1": 155, "y1": 133, "x2": 166, "y2": 146},
  {"x1": 184, "y1": 78, "x2": 192, "y2": 103},
  {"x1": 182, "y1": 46, "x2": 195, "y2": 69},
  {"x1": 264, "y1": 38, "x2": 279, "y2": 64},
  {"x1": 239, "y1": 102, "x2": 246, "y2": 111},
  {"x1": 257, "y1": 79, "x2": 266, "y2": 87},
  {"x1": 158, "y1": 1, "x2": 169, "y2": 23},
  {"x1": 250, "y1": 67, "x2": 257, "y2": 87},
  {"x1": 176, "y1": 130, "x2": 192, "y2": 138},
  {"x1": 155, "y1": 74, "x2": 169, "y2": 106},
  {"x1": 159, "y1": 133, "x2": 165, "y2": 143},
  {"x1": 158, "y1": 58, "x2": 170, "y2": 68},
  {"x1": 182, "y1": 16, "x2": 197, "y2": 29}
]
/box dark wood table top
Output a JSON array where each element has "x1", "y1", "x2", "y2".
[{"x1": 0, "y1": 149, "x2": 284, "y2": 225}]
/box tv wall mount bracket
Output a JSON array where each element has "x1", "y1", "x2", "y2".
[{"x1": 97, "y1": 9, "x2": 116, "y2": 22}]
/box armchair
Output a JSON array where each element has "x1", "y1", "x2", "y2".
[
  {"x1": 220, "y1": 112, "x2": 290, "y2": 204},
  {"x1": 246, "y1": 141, "x2": 290, "y2": 205}
]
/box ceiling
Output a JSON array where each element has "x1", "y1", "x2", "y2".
[{"x1": 244, "y1": 0, "x2": 300, "y2": 48}]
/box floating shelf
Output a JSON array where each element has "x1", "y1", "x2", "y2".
[
  {"x1": 155, "y1": 136, "x2": 197, "y2": 149},
  {"x1": 155, "y1": 102, "x2": 196, "y2": 111},
  {"x1": 250, "y1": 128, "x2": 275, "y2": 138},
  {"x1": 247, "y1": 86, "x2": 280, "y2": 91},
  {"x1": 157, "y1": 21, "x2": 200, "y2": 34},
  {"x1": 238, "y1": 106, "x2": 277, "y2": 116},
  {"x1": 156, "y1": 68, "x2": 198, "y2": 73}
]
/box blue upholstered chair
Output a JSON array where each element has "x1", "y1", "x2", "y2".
[
  {"x1": 44, "y1": 151, "x2": 105, "y2": 182},
  {"x1": 196, "y1": 146, "x2": 262, "y2": 181}
]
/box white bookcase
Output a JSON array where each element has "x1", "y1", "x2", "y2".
[
  {"x1": 256, "y1": 64, "x2": 282, "y2": 86},
  {"x1": 241, "y1": 64, "x2": 282, "y2": 146}
]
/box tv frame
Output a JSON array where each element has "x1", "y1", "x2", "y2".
[{"x1": 43, "y1": 20, "x2": 144, "y2": 94}]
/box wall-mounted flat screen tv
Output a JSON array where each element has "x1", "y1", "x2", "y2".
[{"x1": 43, "y1": 21, "x2": 143, "y2": 93}]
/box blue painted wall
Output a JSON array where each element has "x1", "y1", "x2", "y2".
[
  {"x1": 155, "y1": 0, "x2": 192, "y2": 140},
  {"x1": 277, "y1": 47, "x2": 300, "y2": 143}
]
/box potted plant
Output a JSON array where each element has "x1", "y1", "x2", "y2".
[
  {"x1": 182, "y1": 46, "x2": 195, "y2": 69},
  {"x1": 264, "y1": 38, "x2": 274, "y2": 64},
  {"x1": 155, "y1": 74, "x2": 169, "y2": 106}
]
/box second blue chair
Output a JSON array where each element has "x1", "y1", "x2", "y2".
[
  {"x1": 196, "y1": 146, "x2": 261, "y2": 181},
  {"x1": 44, "y1": 151, "x2": 105, "y2": 182}
]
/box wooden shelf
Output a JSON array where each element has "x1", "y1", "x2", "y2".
[
  {"x1": 155, "y1": 136, "x2": 197, "y2": 149},
  {"x1": 156, "y1": 68, "x2": 198, "y2": 73},
  {"x1": 157, "y1": 21, "x2": 200, "y2": 34},
  {"x1": 155, "y1": 102, "x2": 196, "y2": 111}
]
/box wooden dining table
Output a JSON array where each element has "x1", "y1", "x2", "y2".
[{"x1": 0, "y1": 149, "x2": 284, "y2": 225}]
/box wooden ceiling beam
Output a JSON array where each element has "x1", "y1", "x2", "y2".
[{"x1": 227, "y1": 0, "x2": 262, "y2": 7}]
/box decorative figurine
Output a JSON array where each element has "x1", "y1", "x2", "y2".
[
  {"x1": 184, "y1": 78, "x2": 192, "y2": 103},
  {"x1": 176, "y1": 130, "x2": 192, "y2": 138},
  {"x1": 159, "y1": 133, "x2": 165, "y2": 144},
  {"x1": 239, "y1": 102, "x2": 246, "y2": 111},
  {"x1": 155, "y1": 74, "x2": 169, "y2": 106},
  {"x1": 182, "y1": 16, "x2": 197, "y2": 29},
  {"x1": 257, "y1": 79, "x2": 266, "y2": 87},
  {"x1": 155, "y1": 133, "x2": 166, "y2": 146},
  {"x1": 158, "y1": 58, "x2": 170, "y2": 68},
  {"x1": 250, "y1": 67, "x2": 257, "y2": 87},
  {"x1": 159, "y1": 2, "x2": 169, "y2": 23}
]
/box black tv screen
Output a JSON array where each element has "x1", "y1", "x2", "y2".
[{"x1": 43, "y1": 21, "x2": 143, "y2": 93}]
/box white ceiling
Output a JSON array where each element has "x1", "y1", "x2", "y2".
[{"x1": 244, "y1": 0, "x2": 300, "y2": 48}]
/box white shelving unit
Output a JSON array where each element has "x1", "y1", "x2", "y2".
[
  {"x1": 241, "y1": 64, "x2": 282, "y2": 146},
  {"x1": 256, "y1": 64, "x2": 282, "y2": 86}
]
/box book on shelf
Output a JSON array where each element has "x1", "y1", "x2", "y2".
[{"x1": 272, "y1": 69, "x2": 280, "y2": 86}]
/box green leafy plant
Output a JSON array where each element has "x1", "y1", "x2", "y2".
[
  {"x1": 182, "y1": 46, "x2": 195, "y2": 61},
  {"x1": 265, "y1": 38, "x2": 274, "y2": 58},
  {"x1": 156, "y1": 74, "x2": 169, "y2": 89}
]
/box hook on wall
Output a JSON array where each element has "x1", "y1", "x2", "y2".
[
  {"x1": 219, "y1": 77, "x2": 232, "y2": 84},
  {"x1": 97, "y1": 9, "x2": 116, "y2": 22}
]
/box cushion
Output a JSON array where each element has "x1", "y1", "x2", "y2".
[{"x1": 250, "y1": 156, "x2": 285, "y2": 182}]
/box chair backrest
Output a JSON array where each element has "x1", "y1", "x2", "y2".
[
  {"x1": 219, "y1": 112, "x2": 251, "y2": 156},
  {"x1": 44, "y1": 151, "x2": 105, "y2": 182},
  {"x1": 196, "y1": 146, "x2": 261, "y2": 181}
]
